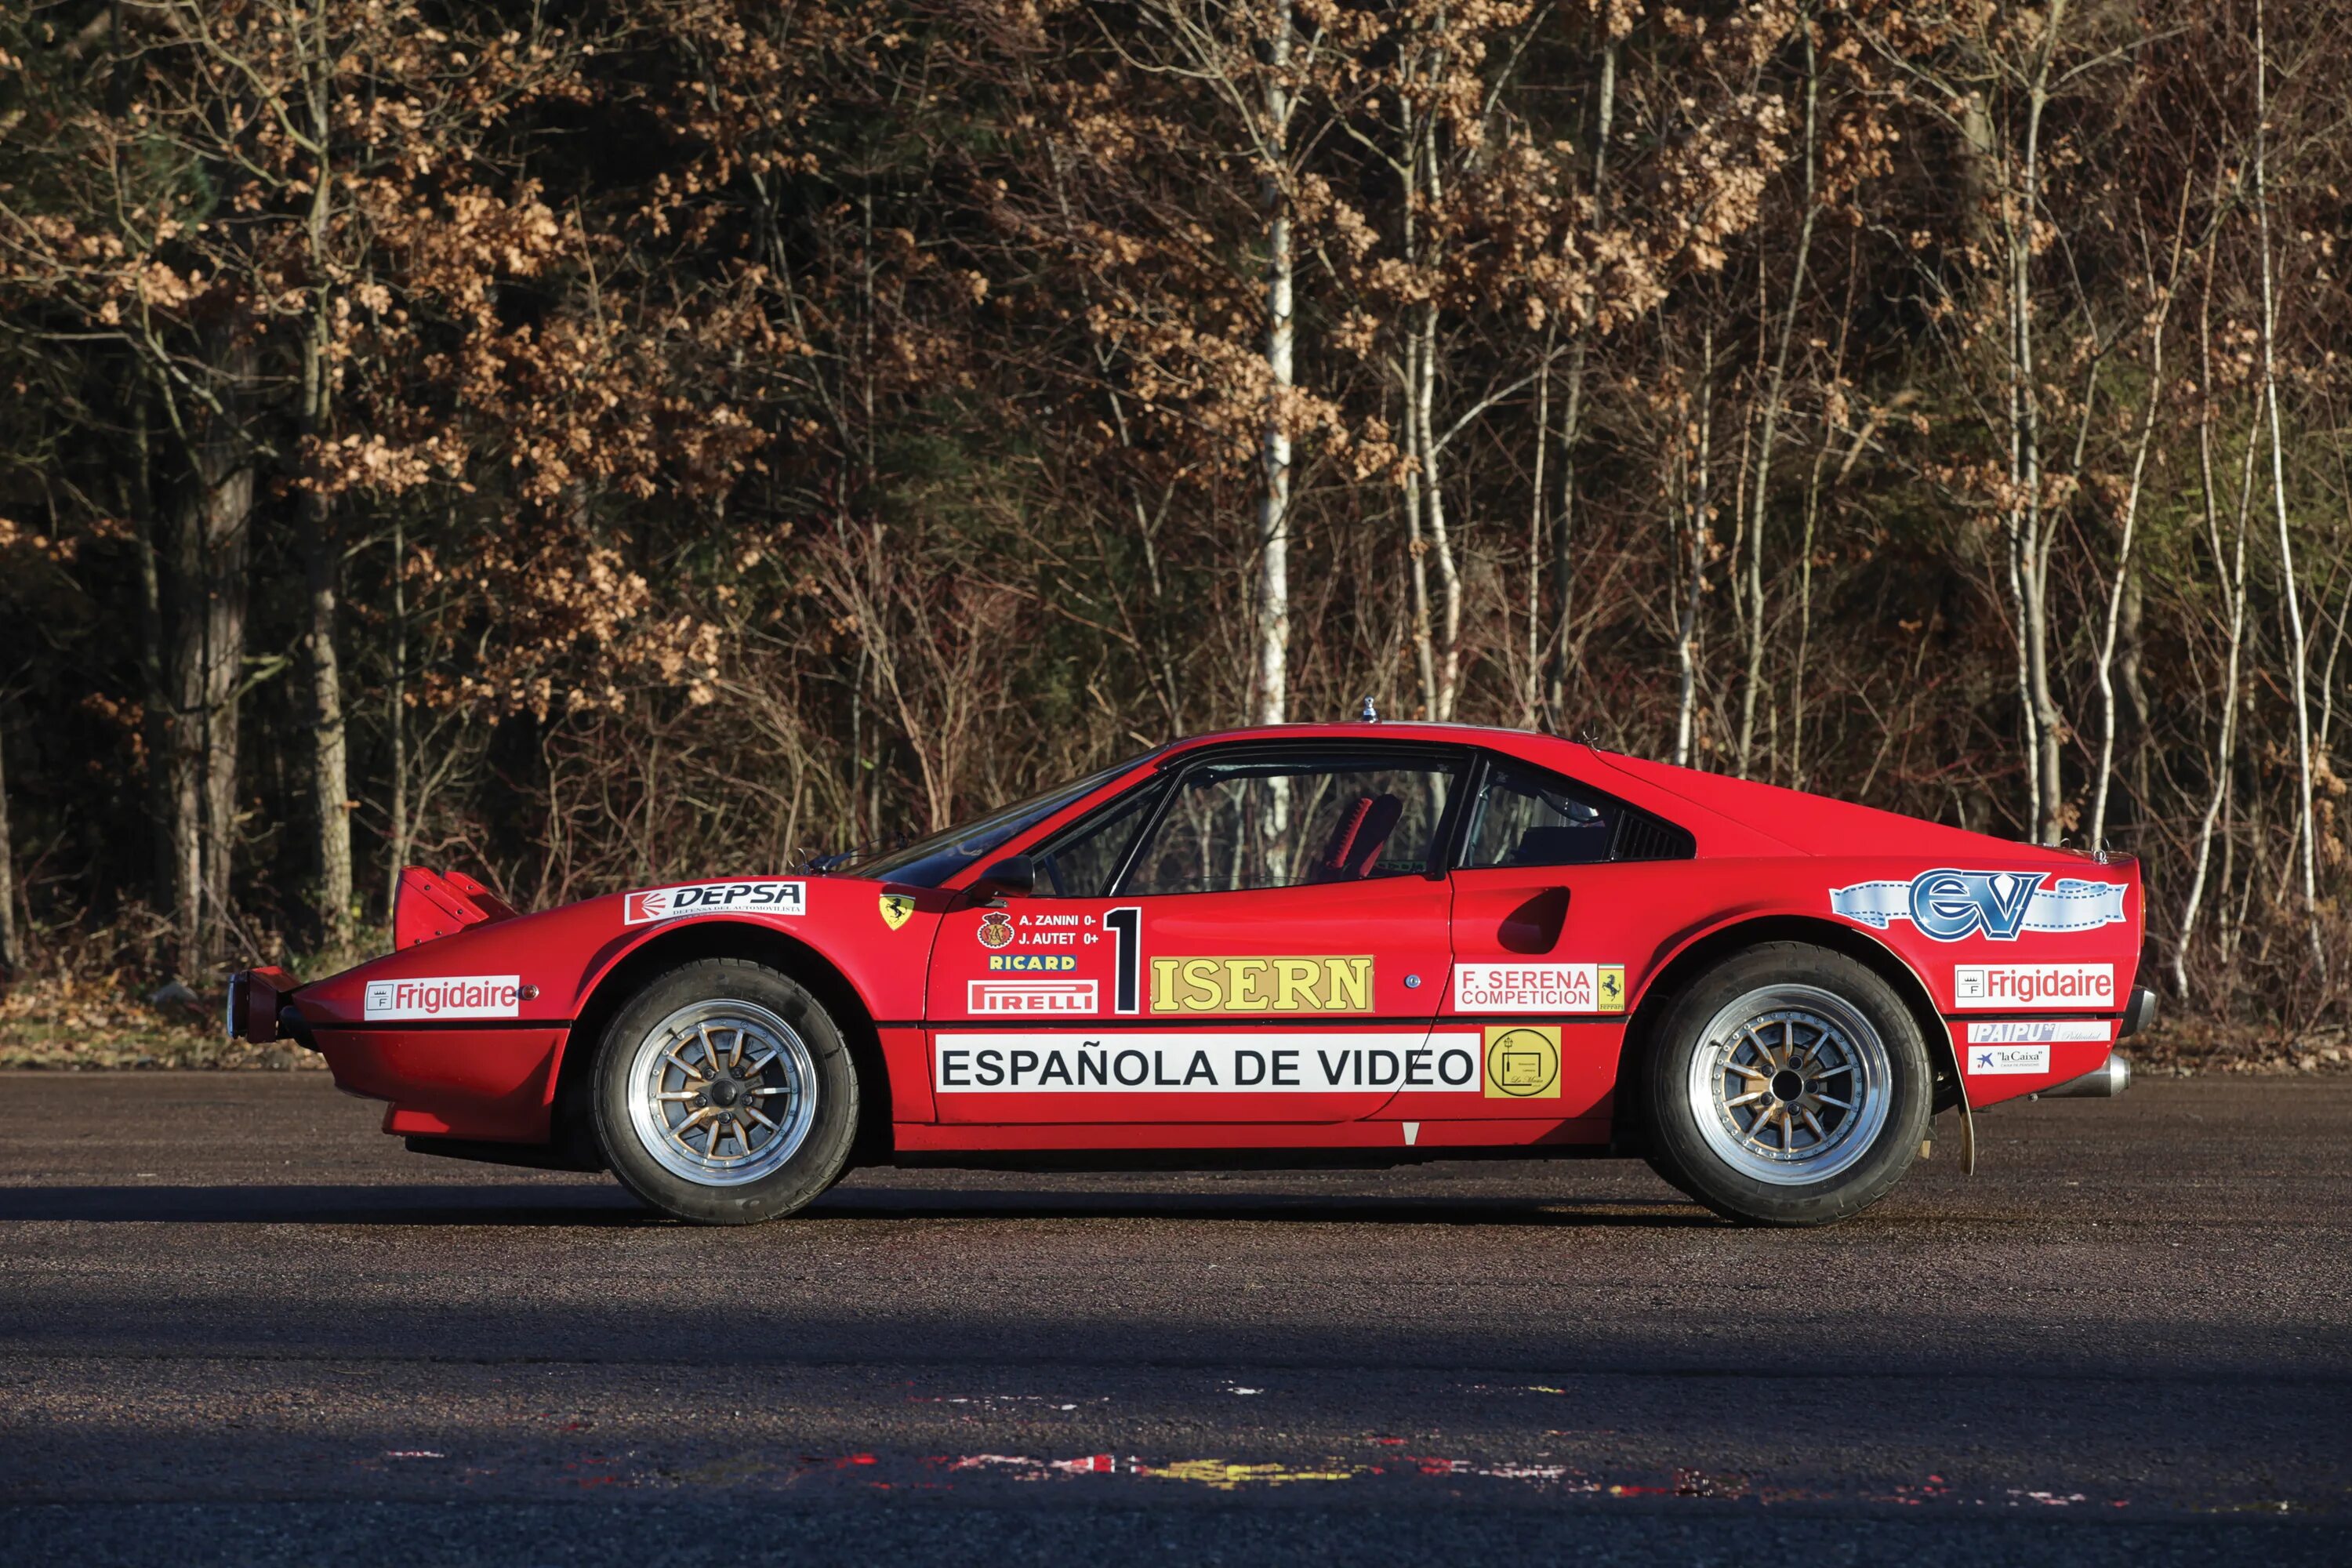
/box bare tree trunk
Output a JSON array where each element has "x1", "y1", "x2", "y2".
[
  {"x1": 2002, "y1": 1, "x2": 2070, "y2": 840},
  {"x1": 1543, "y1": 37, "x2": 1615, "y2": 729},
  {"x1": 2252, "y1": 0, "x2": 2324, "y2": 971},
  {"x1": 1415, "y1": 299, "x2": 1465, "y2": 720},
  {"x1": 1736, "y1": 18, "x2": 1818, "y2": 779},
  {"x1": 161, "y1": 340, "x2": 256, "y2": 976},
  {"x1": 1252, "y1": 0, "x2": 1296, "y2": 728},
  {"x1": 1673, "y1": 328, "x2": 1715, "y2": 768},
  {"x1": 298, "y1": 14, "x2": 354, "y2": 952},
  {"x1": 385, "y1": 515, "x2": 410, "y2": 924},
  {"x1": 2090, "y1": 194, "x2": 2187, "y2": 848},
  {"x1": 0, "y1": 710, "x2": 20, "y2": 973},
  {"x1": 2176, "y1": 237, "x2": 2263, "y2": 996},
  {"x1": 1521, "y1": 325, "x2": 1553, "y2": 727}
]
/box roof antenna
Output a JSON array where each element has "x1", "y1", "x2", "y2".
[{"x1": 1358, "y1": 695, "x2": 1379, "y2": 724}]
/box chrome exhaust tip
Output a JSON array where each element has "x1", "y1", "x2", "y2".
[{"x1": 2037, "y1": 1051, "x2": 2131, "y2": 1099}]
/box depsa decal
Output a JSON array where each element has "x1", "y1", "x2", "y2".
[
  {"x1": 364, "y1": 975, "x2": 522, "y2": 1021},
  {"x1": 932, "y1": 1032, "x2": 1482, "y2": 1093},
  {"x1": 1829, "y1": 869, "x2": 2125, "y2": 941},
  {"x1": 623, "y1": 880, "x2": 805, "y2": 924}
]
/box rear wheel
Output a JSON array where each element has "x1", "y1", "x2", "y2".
[
  {"x1": 1640, "y1": 942, "x2": 1929, "y2": 1227},
  {"x1": 591, "y1": 958, "x2": 859, "y2": 1224}
]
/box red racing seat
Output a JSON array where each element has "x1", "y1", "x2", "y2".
[{"x1": 1305, "y1": 793, "x2": 1404, "y2": 884}]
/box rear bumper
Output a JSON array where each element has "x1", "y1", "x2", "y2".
[{"x1": 314, "y1": 1026, "x2": 567, "y2": 1144}]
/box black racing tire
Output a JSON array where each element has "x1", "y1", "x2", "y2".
[
  {"x1": 1640, "y1": 942, "x2": 1929, "y2": 1227},
  {"x1": 590, "y1": 957, "x2": 859, "y2": 1225}
]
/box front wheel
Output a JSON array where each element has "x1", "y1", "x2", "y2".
[
  {"x1": 1641, "y1": 943, "x2": 1929, "y2": 1227},
  {"x1": 591, "y1": 958, "x2": 859, "y2": 1224}
]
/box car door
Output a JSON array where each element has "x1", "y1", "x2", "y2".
[
  {"x1": 925, "y1": 743, "x2": 1466, "y2": 1125},
  {"x1": 1374, "y1": 752, "x2": 1697, "y2": 1126}
]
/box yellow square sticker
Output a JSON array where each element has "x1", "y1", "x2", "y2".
[{"x1": 1482, "y1": 1024, "x2": 1563, "y2": 1100}]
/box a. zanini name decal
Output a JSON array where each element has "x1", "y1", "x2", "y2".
[
  {"x1": 362, "y1": 975, "x2": 522, "y2": 1021},
  {"x1": 622, "y1": 880, "x2": 805, "y2": 924},
  {"x1": 967, "y1": 979, "x2": 1099, "y2": 1015},
  {"x1": 1453, "y1": 963, "x2": 1624, "y2": 1014},
  {"x1": 933, "y1": 1033, "x2": 1480, "y2": 1092},
  {"x1": 1149, "y1": 957, "x2": 1372, "y2": 1014},
  {"x1": 1952, "y1": 963, "x2": 2114, "y2": 1009},
  {"x1": 1829, "y1": 869, "x2": 2126, "y2": 942}
]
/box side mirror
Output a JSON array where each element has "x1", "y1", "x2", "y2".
[{"x1": 968, "y1": 855, "x2": 1036, "y2": 904}]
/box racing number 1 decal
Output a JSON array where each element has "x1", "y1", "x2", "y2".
[{"x1": 1106, "y1": 906, "x2": 1142, "y2": 1014}]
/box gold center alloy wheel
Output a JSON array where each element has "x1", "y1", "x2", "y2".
[
  {"x1": 624, "y1": 999, "x2": 820, "y2": 1187},
  {"x1": 1685, "y1": 983, "x2": 1891, "y2": 1187}
]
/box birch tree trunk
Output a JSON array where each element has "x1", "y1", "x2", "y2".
[
  {"x1": 1253, "y1": 0, "x2": 1296, "y2": 728},
  {"x1": 299, "y1": 16, "x2": 353, "y2": 950},
  {"x1": 2252, "y1": 0, "x2": 2325, "y2": 970},
  {"x1": 2089, "y1": 194, "x2": 2187, "y2": 848},
  {"x1": 1735, "y1": 20, "x2": 1818, "y2": 779},
  {"x1": 1673, "y1": 329, "x2": 1715, "y2": 768},
  {"x1": 1543, "y1": 37, "x2": 1616, "y2": 730},
  {"x1": 2175, "y1": 238, "x2": 2263, "y2": 996}
]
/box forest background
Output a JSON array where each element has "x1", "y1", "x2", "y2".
[{"x1": 1, "y1": 0, "x2": 2346, "y2": 1069}]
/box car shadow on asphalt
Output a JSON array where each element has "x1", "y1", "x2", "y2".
[{"x1": 0, "y1": 1183, "x2": 1717, "y2": 1229}]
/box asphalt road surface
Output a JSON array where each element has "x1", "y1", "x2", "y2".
[{"x1": 2, "y1": 1071, "x2": 2347, "y2": 1566}]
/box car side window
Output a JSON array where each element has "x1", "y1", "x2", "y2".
[
  {"x1": 1033, "y1": 783, "x2": 1162, "y2": 898},
  {"x1": 1120, "y1": 753, "x2": 1460, "y2": 897},
  {"x1": 1462, "y1": 760, "x2": 1692, "y2": 866}
]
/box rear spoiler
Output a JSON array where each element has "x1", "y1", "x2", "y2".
[
  {"x1": 225, "y1": 867, "x2": 519, "y2": 1045},
  {"x1": 395, "y1": 866, "x2": 520, "y2": 949}
]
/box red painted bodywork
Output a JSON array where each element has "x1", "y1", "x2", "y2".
[{"x1": 273, "y1": 724, "x2": 2147, "y2": 1160}]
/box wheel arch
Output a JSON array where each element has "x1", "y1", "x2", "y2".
[
  {"x1": 1612, "y1": 914, "x2": 1958, "y2": 1145},
  {"x1": 550, "y1": 920, "x2": 894, "y2": 1169}
]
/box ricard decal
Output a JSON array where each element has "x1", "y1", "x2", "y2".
[
  {"x1": 363, "y1": 975, "x2": 523, "y2": 1021},
  {"x1": 622, "y1": 880, "x2": 804, "y2": 925},
  {"x1": 1952, "y1": 963, "x2": 2114, "y2": 1010},
  {"x1": 1829, "y1": 869, "x2": 2126, "y2": 942}
]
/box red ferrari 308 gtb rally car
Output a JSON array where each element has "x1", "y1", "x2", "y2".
[{"x1": 230, "y1": 721, "x2": 2151, "y2": 1227}]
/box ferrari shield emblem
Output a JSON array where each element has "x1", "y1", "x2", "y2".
[{"x1": 878, "y1": 892, "x2": 916, "y2": 931}]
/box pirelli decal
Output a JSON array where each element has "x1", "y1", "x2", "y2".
[
  {"x1": 1149, "y1": 956, "x2": 1373, "y2": 1014},
  {"x1": 935, "y1": 1032, "x2": 1480, "y2": 1093}
]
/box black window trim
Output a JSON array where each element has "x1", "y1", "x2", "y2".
[{"x1": 1069, "y1": 738, "x2": 1482, "y2": 900}]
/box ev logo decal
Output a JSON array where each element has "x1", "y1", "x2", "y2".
[{"x1": 1828, "y1": 869, "x2": 2126, "y2": 942}]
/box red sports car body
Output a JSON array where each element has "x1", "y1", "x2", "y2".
[{"x1": 231, "y1": 722, "x2": 2149, "y2": 1225}]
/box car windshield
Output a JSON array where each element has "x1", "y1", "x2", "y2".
[{"x1": 847, "y1": 749, "x2": 1163, "y2": 887}]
